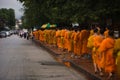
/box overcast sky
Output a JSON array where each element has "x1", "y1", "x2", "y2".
[{"x1": 0, "y1": 0, "x2": 23, "y2": 19}]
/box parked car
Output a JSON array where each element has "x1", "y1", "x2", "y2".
[
  {"x1": 0, "y1": 31, "x2": 7, "y2": 38},
  {"x1": 1, "y1": 31, "x2": 10, "y2": 36}
]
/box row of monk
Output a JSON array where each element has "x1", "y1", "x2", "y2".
[{"x1": 32, "y1": 27, "x2": 120, "y2": 79}]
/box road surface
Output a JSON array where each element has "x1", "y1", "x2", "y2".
[{"x1": 0, "y1": 35, "x2": 89, "y2": 80}]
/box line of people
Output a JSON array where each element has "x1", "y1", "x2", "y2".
[{"x1": 32, "y1": 26, "x2": 120, "y2": 80}]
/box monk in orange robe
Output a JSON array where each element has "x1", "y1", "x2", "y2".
[
  {"x1": 33, "y1": 30, "x2": 39, "y2": 40},
  {"x1": 39, "y1": 30, "x2": 41, "y2": 41},
  {"x1": 89, "y1": 28, "x2": 102, "y2": 74},
  {"x1": 87, "y1": 29, "x2": 94, "y2": 50},
  {"x1": 60, "y1": 29, "x2": 66, "y2": 50},
  {"x1": 43, "y1": 30, "x2": 47, "y2": 43},
  {"x1": 41, "y1": 30, "x2": 45, "y2": 42},
  {"x1": 55, "y1": 29, "x2": 61, "y2": 48},
  {"x1": 114, "y1": 38, "x2": 120, "y2": 78},
  {"x1": 87, "y1": 29, "x2": 94, "y2": 58},
  {"x1": 104, "y1": 27, "x2": 109, "y2": 38},
  {"x1": 99, "y1": 30, "x2": 115, "y2": 79},
  {"x1": 73, "y1": 31, "x2": 78, "y2": 56},
  {"x1": 93, "y1": 32, "x2": 104, "y2": 75},
  {"x1": 81, "y1": 30, "x2": 89, "y2": 55},
  {"x1": 45, "y1": 30, "x2": 49, "y2": 44},
  {"x1": 70, "y1": 30, "x2": 76, "y2": 53},
  {"x1": 67, "y1": 30, "x2": 73, "y2": 53},
  {"x1": 67, "y1": 30, "x2": 75, "y2": 58},
  {"x1": 48, "y1": 30, "x2": 53, "y2": 44},
  {"x1": 51, "y1": 30, "x2": 57, "y2": 46},
  {"x1": 64, "y1": 30, "x2": 68, "y2": 50},
  {"x1": 74, "y1": 30, "x2": 81, "y2": 57}
]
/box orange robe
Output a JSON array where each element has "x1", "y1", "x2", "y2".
[
  {"x1": 65, "y1": 31, "x2": 69, "y2": 51},
  {"x1": 48, "y1": 30, "x2": 53, "y2": 44},
  {"x1": 64, "y1": 30, "x2": 68, "y2": 50},
  {"x1": 77, "y1": 31, "x2": 82, "y2": 55},
  {"x1": 43, "y1": 30, "x2": 47, "y2": 43},
  {"x1": 45, "y1": 30, "x2": 49, "y2": 44},
  {"x1": 73, "y1": 32, "x2": 78, "y2": 55},
  {"x1": 104, "y1": 30, "x2": 109, "y2": 38},
  {"x1": 81, "y1": 30, "x2": 89, "y2": 55},
  {"x1": 33, "y1": 30, "x2": 39, "y2": 40},
  {"x1": 41, "y1": 30, "x2": 44, "y2": 42},
  {"x1": 37, "y1": 30, "x2": 39, "y2": 40},
  {"x1": 114, "y1": 38, "x2": 120, "y2": 77},
  {"x1": 61, "y1": 29, "x2": 66, "y2": 49},
  {"x1": 51, "y1": 30, "x2": 57, "y2": 45},
  {"x1": 88, "y1": 34, "x2": 97, "y2": 61},
  {"x1": 55, "y1": 30, "x2": 61, "y2": 48},
  {"x1": 71, "y1": 31, "x2": 76, "y2": 53},
  {"x1": 74, "y1": 31, "x2": 81, "y2": 56},
  {"x1": 93, "y1": 35, "x2": 104, "y2": 67},
  {"x1": 117, "y1": 52, "x2": 120, "y2": 78},
  {"x1": 87, "y1": 34, "x2": 95, "y2": 52},
  {"x1": 38, "y1": 30, "x2": 42, "y2": 41},
  {"x1": 67, "y1": 31, "x2": 73, "y2": 52},
  {"x1": 99, "y1": 37, "x2": 115, "y2": 73},
  {"x1": 90, "y1": 29, "x2": 94, "y2": 36}
]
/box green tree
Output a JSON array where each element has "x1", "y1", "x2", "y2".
[
  {"x1": 0, "y1": 8, "x2": 15, "y2": 29},
  {"x1": 18, "y1": 0, "x2": 120, "y2": 29}
]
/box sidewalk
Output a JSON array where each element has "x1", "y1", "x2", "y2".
[{"x1": 33, "y1": 39, "x2": 120, "y2": 80}]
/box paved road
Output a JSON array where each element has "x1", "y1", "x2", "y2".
[{"x1": 0, "y1": 35, "x2": 89, "y2": 80}]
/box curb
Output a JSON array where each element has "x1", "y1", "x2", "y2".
[
  {"x1": 69, "y1": 60, "x2": 101, "y2": 80},
  {"x1": 33, "y1": 39, "x2": 102, "y2": 80}
]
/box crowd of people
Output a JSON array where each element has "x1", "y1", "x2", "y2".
[
  {"x1": 32, "y1": 25, "x2": 120, "y2": 80},
  {"x1": 19, "y1": 30, "x2": 32, "y2": 40}
]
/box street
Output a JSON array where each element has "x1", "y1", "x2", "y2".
[{"x1": 0, "y1": 35, "x2": 89, "y2": 80}]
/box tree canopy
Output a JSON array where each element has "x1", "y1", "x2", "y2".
[
  {"x1": 0, "y1": 8, "x2": 15, "y2": 29},
  {"x1": 18, "y1": 0, "x2": 120, "y2": 29}
]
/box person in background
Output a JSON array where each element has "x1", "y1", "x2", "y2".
[{"x1": 26, "y1": 31, "x2": 30, "y2": 40}]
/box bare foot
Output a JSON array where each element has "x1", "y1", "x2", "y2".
[
  {"x1": 107, "y1": 73, "x2": 112, "y2": 80},
  {"x1": 99, "y1": 72, "x2": 104, "y2": 77}
]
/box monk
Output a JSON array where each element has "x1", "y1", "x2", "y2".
[
  {"x1": 67, "y1": 30, "x2": 73, "y2": 53},
  {"x1": 104, "y1": 27, "x2": 109, "y2": 38},
  {"x1": 74, "y1": 30, "x2": 81, "y2": 57},
  {"x1": 38, "y1": 30, "x2": 42, "y2": 41},
  {"x1": 87, "y1": 29, "x2": 94, "y2": 58},
  {"x1": 73, "y1": 30, "x2": 79, "y2": 57},
  {"x1": 55, "y1": 29, "x2": 61, "y2": 49},
  {"x1": 89, "y1": 28, "x2": 101, "y2": 74},
  {"x1": 41, "y1": 30, "x2": 45, "y2": 42},
  {"x1": 99, "y1": 30, "x2": 115, "y2": 79},
  {"x1": 48, "y1": 30, "x2": 53, "y2": 44},
  {"x1": 114, "y1": 38, "x2": 120, "y2": 78},
  {"x1": 67, "y1": 30, "x2": 76, "y2": 58},
  {"x1": 93, "y1": 28, "x2": 104, "y2": 75},
  {"x1": 33, "y1": 30, "x2": 38, "y2": 40},
  {"x1": 64, "y1": 29, "x2": 68, "y2": 50},
  {"x1": 71, "y1": 30, "x2": 76, "y2": 54},
  {"x1": 81, "y1": 29, "x2": 89, "y2": 56},
  {"x1": 60, "y1": 29, "x2": 66, "y2": 50},
  {"x1": 51, "y1": 29, "x2": 57, "y2": 46}
]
